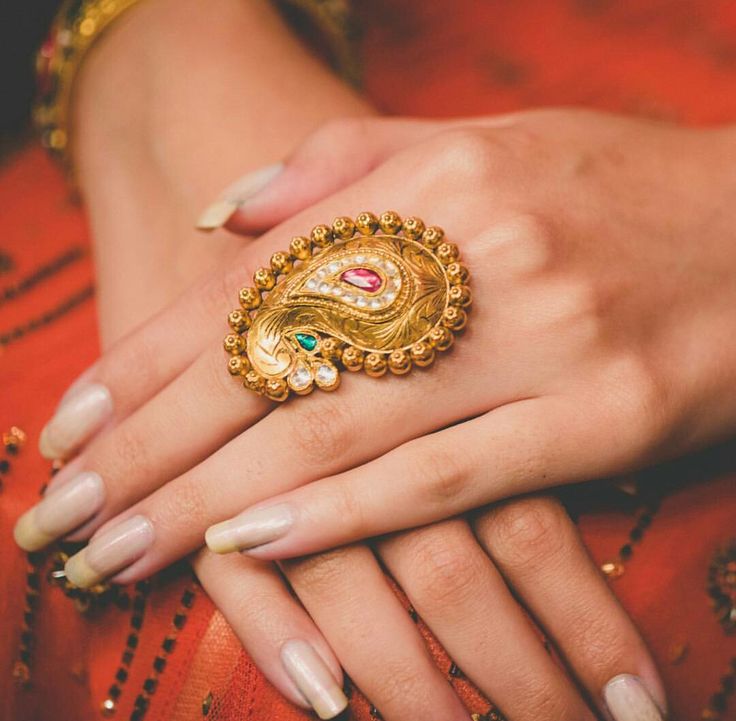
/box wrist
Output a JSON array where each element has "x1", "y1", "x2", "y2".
[{"x1": 66, "y1": 0, "x2": 371, "y2": 346}]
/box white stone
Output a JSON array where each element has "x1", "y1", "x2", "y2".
[
  {"x1": 356, "y1": 297, "x2": 368, "y2": 308},
  {"x1": 306, "y1": 279, "x2": 318, "y2": 290},
  {"x1": 328, "y1": 262, "x2": 340, "y2": 273},
  {"x1": 332, "y1": 287, "x2": 343, "y2": 296},
  {"x1": 288, "y1": 365, "x2": 313, "y2": 390},
  {"x1": 315, "y1": 364, "x2": 338, "y2": 387},
  {"x1": 319, "y1": 282, "x2": 331, "y2": 294}
]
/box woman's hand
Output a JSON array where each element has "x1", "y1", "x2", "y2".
[
  {"x1": 18, "y1": 111, "x2": 736, "y2": 574},
  {"x1": 205, "y1": 109, "x2": 736, "y2": 560},
  {"x1": 15, "y1": 110, "x2": 687, "y2": 719},
  {"x1": 193, "y1": 496, "x2": 666, "y2": 721}
]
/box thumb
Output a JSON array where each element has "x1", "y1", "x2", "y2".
[{"x1": 195, "y1": 116, "x2": 443, "y2": 234}]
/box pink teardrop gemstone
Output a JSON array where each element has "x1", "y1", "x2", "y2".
[{"x1": 340, "y1": 267, "x2": 383, "y2": 293}]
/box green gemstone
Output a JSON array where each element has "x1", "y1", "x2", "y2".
[{"x1": 295, "y1": 333, "x2": 318, "y2": 352}]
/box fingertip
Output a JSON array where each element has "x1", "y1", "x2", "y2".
[
  {"x1": 195, "y1": 162, "x2": 284, "y2": 233},
  {"x1": 637, "y1": 665, "x2": 668, "y2": 717},
  {"x1": 603, "y1": 673, "x2": 667, "y2": 721},
  {"x1": 38, "y1": 425, "x2": 61, "y2": 460},
  {"x1": 196, "y1": 200, "x2": 240, "y2": 231},
  {"x1": 38, "y1": 383, "x2": 114, "y2": 461},
  {"x1": 281, "y1": 639, "x2": 349, "y2": 720},
  {"x1": 14, "y1": 509, "x2": 54, "y2": 552},
  {"x1": 204, "y1": 520, "x2": 242, "y2": 554}
]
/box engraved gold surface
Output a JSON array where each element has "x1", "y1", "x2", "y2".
[{"x1": 225, "y1": 213, "x2": 470, "y2": 401}]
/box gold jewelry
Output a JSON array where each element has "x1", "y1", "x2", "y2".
[
  {"x1": 276, "y1": 0, "x2": 361, "y2": 87},
  {"x1": 224, "y1": 211, "x2": 471, "y2": 401},
  {"x1": 34, "y1": 0, "x2": 144, "y2": 168}
]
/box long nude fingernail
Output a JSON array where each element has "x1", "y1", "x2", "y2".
[
  {"x1": 65, "y1": 515, "x2": 154, "y2": 588},
  {"x1": 281, "y1": 640, "x2": 348, "y2": 720},
  {"x1": 39, "y1": 383, "x2": 113, "y2": 460},
  {"x1": 195, "y1": 162, "x2": 284, "y2": 230},
  {"x1": 205, "y1": 503, "x2": 293, "y2": 553},
  {"x1": 14, "y1": 472, "x2": 105, "y2": 551},
  {"x1": 604, "y1": 674, "x2": 665, "y2": 721}
]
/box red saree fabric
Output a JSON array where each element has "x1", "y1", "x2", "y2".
[{"x1": 2, "y1": 1, "x2": 736, "y2": 720}]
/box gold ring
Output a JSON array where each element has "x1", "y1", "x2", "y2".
[{"x1": 224, "y1": 211, "x2": 471, "y2": 401}]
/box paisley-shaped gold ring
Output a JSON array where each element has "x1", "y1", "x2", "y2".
[{"x1": 223, "y1": 211, "x2": 471, "y2": 402}]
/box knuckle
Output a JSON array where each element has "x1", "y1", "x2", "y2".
[
  {"x1": 105, "y1": 327, "x2": 164, "y2": 397},
  {"x1": 628, "y1": 363, "x2": 676, "y2": 444},
  {"x1": 548, "y1": 278, "x2": 602, "y2": 336},
  {"x1": 469, "y1": 212, "x2": 558, "y2": 276},
  {"x1": 200, "y1": 261, "x2": 248, "y2": 319},
  {"x1": 407, "y1": 530, "x2": 485, "y2": 608},
  {"x1": 432, "y1": 128, "x2": 504, "y2": 184},
  {"x1": 414, "y1": 441, "x2": 470, "y2": 507},
  {"x1": 195, "y1": 553, "x2": 275, "y2": 623},
  {"x1": 521, "y1": 682, "x2": 580, "y2": 721},
  {"x1": 483, "y1": 496, "x2": 570, "y2": 573},
  {"x1": 287, "y1": 395, "x2": 357, "y2": 470},
  {"x1": 599, "y1": 354, "x2": 676, "y2": 459},
  {"x1": 94, "y1": 421, "x2": 153, "y2": 482},
  {"x1": 285, "y1": 546, "x2": 355, "y2": 595},
  {"x1": 560, "y1": 606, "x2": 641, "y2": 677},
  {"x1": 153, "y1": 476, "x2": 208, "y2": 533},
  {"x1": 327, "y1": 480, "x2": 367, "y2": 536},
  {"x1": 225, "y1": 581, "x2": 281, "y2": 629},
  {"x1": 308, "y1": 116, "x2": 377, "y2": 153},
  {"x1": 370, "y1": 662, "x2": 433, "y2": 713}
]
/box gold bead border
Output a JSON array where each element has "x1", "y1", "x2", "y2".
[{"x1": 223, "y1": 211, "x2": 472, "y2": 402}]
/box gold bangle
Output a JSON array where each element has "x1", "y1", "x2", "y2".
[
  {"x1": 33, "y1": 0, "x2": 144, "y2": 169},
  {"x1": 275, "y1": 0, "x2": 361, "y2": 88},
  {"x1": 34, "y1": 0, "x2": 360, "y2": 172}
]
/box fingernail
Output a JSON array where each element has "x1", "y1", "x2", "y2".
[
  {"x1": 195, "y1": 162, "x2": 284, "y2": 230},
  {"x1": 604, "y1": 674, "x2": 665, "y2": 721},
  {"x1": 205, "y1": 503, "x2": 293, "y2": 553},
  {"x1": 281, "y1": 640, "x2": 348, "y2": 720},
  {"x1": 14, "y1": 472, "x2": 105, "y2": 551},
  {"x1": 65, "y1": 515, "x2": 154, "y2": 588},
  {"x1": 39, "y1": 383, "x2": 113, "y2": 460}
]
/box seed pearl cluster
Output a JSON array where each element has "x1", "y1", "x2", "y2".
[{"x1": 303, "y1": 253, "x2": 401, "y2": 311}]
